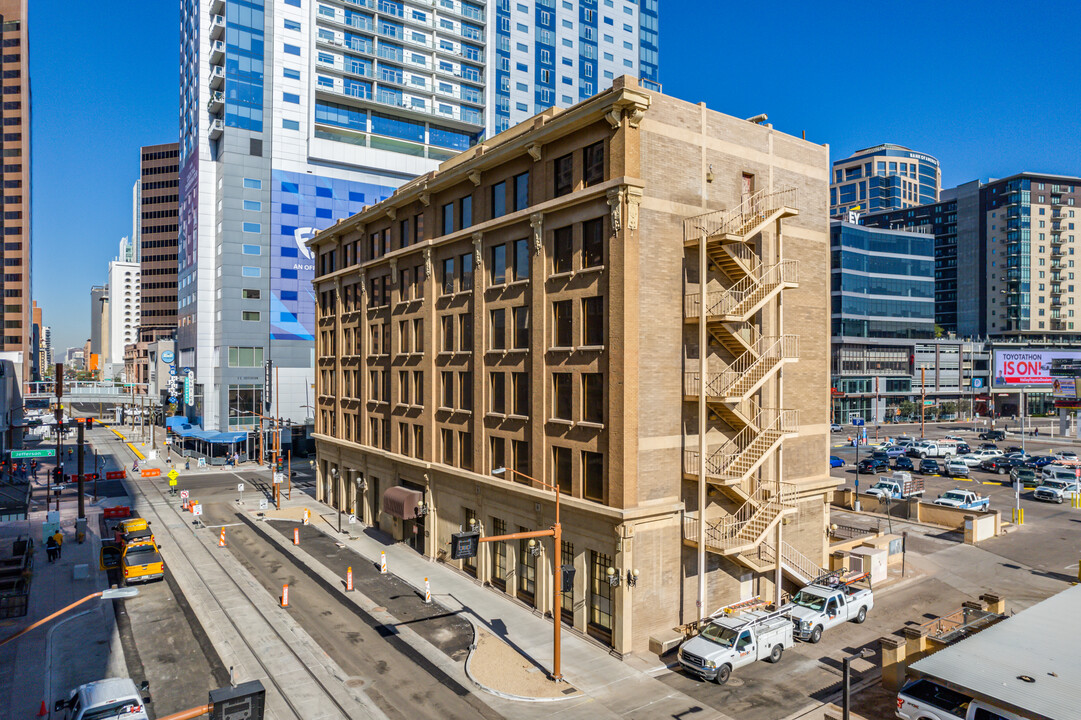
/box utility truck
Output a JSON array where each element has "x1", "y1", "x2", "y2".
[
  {"x1": 865, "y1": 472, "x2": 925, "y2": 501},
  {"x1": 677, "y1": 598, "x2": 792, "y2": 684},
  {"x1": 786, "y1": 571, "x2": 874, "y2": 643},
  {"x1": 932, "y1": 489, "x2": 990, "y2": 510}
]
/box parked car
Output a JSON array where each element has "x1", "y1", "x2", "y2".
[
  {"x1": 1053, "y1": 450, "x2": 1079, "y2": 461},
  {"x1": 829, "y1": 456, "x2": 844, "y2": 469},
  {"x1": 918, "y1": 458, "x2": 941, "y2": 475},
  {"x1": 830, "y1": 423, "x2": 842, "y2": 433},
  {"x1": 857, "y1": 458, "x2": 889, "y2": 474},
  {"x1": 865, "y1": 473, "x2": 925, "y2": 500},
  {"x1": 55, "y1": 679, "x2": 151, "y2": 720},
  {"x1": 959, "y1": 449, "x2": 1002, "y2": 467},
  {"x1": 897, "y1": 678, "x2": 1024, "y2": 720},
  {"x1": 1010, "y1": 466, "x2": 1039, "y2": 487},
  {"x1": 1025, "y1": 455, "x2": 1057, "y2": 469},
  {"x1": 932, "y1": 489, "x2": 989, "y2": 510},
  {"x1": 876, "y1": 444, "x2": 906, "y2": 459},
  {"x1": 1033, "y1": 479, "x2": 1081, "y2": 503},
  {"x1": 979, "y1": 442, "x2": 1000, "y2": 451},
  {"x1": 677, "y1": 607, "x2": 792, "y2": 684},
  {"x1": 954, "y1": 442, "x2": 971, "y2": 455},
  {"x1": 1041, "y1": 464, "x2": 1080, "y2": 482},
  {"x1": 943, "y1": 460, "x2": 969, "y2": 478},
  {"x1": 893, "y1": 456, "x2": 914, "y2": 471},
  {"x1": 788, "y1": 573, "x2": 874, "y2": 643},
  {"x1": 1004, "y1": 452, "x2": 1031, "y2": 463},
  {"x1": 979, "y1": 429, "x2": 1006, "y2": 441},
  {"x1": 979, "y1": 457, "x2": 1023, "y2": 475},
  {"x1": 1005, "y1": 446, "x2": 1026, "y2": 455}
]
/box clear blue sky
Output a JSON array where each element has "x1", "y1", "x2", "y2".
[{"x1": 32, "y1": 0, "x2": 1081, "y2": 353}]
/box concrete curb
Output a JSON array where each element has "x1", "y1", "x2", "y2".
[{"x1": 461, "y1": 622, "x2": 579, "y2": 703}]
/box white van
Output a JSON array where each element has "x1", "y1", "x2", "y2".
[{"x1": 915, "y1": 441, "x2": 959, "y2": 459}]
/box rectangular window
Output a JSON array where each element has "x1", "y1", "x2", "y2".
[
  {"x1": 491, "y1": 181, "x2": 507, "y2": 218},
  {"x1": 554, "y1": 153, "x2": 573, "y2": 196},
  {"x1": 242, "y1": 266, "x2": 261, "y2": 277},
  {"x1": 242, "y1": 244, "x2": 261, "y2": 255},
  {"x1": 442, "y1": 257, "x2": 456, "y2": 294},
  {"x1": 513, "y1": 171, "x2": 529, "y2": 211},
  {"x1": 513, "y1": 306, "x2": 529, "y2": 349},
  {"x1": 460, "y1": 252, "x2": 473, "y2": 288},
  {"x1": 242, "y1": 289, "x2": 260, "y2": 299},
  {"x1": 490, "y1": 518, "x2": 507, "y2": 589},
  {"x1": 242, "y1": 311, "x2": 260, "y2": 321},
  {"x1": 583, "y1": 451, "x2": 604, "y2": 502},
  {"x1": 282, "y1": 118, "x2": 300, "y2": 130},
  {"x1": 441, "y1": 427, "x2": 455, "y2": 465},
  {"x1": 460, "y1": 195, "x2": 473, "y2": 228},
  {"x1": 513, "y1": 238, "x2": 529, "y2": 281},
  {"x1": 459, "y1": 313, "x2": 473, "y2": 349},
  {"x1": 583, "y1": 373, "x2": 603, "y2": 423},
  {"x1": 490, "y1": 436, "x2": 506, "y2": 475},
  {"x1": 583, "y1": 297, "x2": 603, "y2": 346},
  {"x1": 284, "y1": 44, "x2": 301, "y2": 56},
  {"x1": 490, "y1": 308, "x2": 506, "y2": 350},
  {"x1": 460, "y1": 430, "x2": 473, "y2": 470},
  {"x1": 283, "y1": 92, "x2": 300, "y2": 104},
  {"x1": 228, "y1": 347, "x2": 265, "y2": 367},
  {"x1": 243, "y1": 178, "x2": 262, "y2": 189},
  {"x1": 442, "y1": 202, "x2": 454, "y2": 235},
  {"x1": 583, "y1": 218, "x2": 603, "y2": 267},
  {"x1": 490, "y1": 244, "x2": 506, "y2": 284},
  {"x1": 513, "y1": 372, "x2": 529, "y2": 416},
  {"x1": 459, "y1": 372, "x2": 473, "y2": 412},
  {"x1": 490, "y1": 372, "x2": 506, "y2": 414},
  {"x1": 553, "y1": 226, "x2": 573, "y2": 273},
  {"x1": 583, "y1": 141, "x2": 604, "y2": 187},
  {"x1": 441, "y1": 315, "x2": 455, "y2": 352},
  {"x1": 553, "y1": 373, "x2": 572, "y2": 420},
  {"x1": 553, "y1": 446, "x2": 571, "y2": 493},
  {"x1": 284, "y1": 67, "x2": 301, "y2": 80},
  {"x1": 513, "y1": 439, "x2": 530, "y2": 478},
  {"x1": 553, "y1": 300, "x2": 572, "y2": 347},
  {"x1": 441, "y1": 370, "x2": 454, "y2": 408},
  {"x1": 243, "y1": 222, "x2": 261, "y2": 233},
  {"x1": 589, "y1": 550, "x2": 614, "y2": 636}
]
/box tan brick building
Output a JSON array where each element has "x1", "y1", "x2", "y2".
[{"x1": 310, "y1": 77, "x2": 836, "y2": 656}]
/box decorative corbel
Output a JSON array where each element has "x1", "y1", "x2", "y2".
[
  {"x1": 626, "y1": 187, "x2": 643, "y2": 231},
  {"x1": 472, "y1": 232, "x2": 484, "y2": 268},
  {"x1": 423, "y1": 247, "x2": 433, "y2": 280},
  {"x1": 607, "y1": 187, "x2": 625, "y2": 234},
  {"x1": 530, "y1": 212, "x2": 544, "y2": 255},
  {"x1": 468, "y1": 170, "x2": 481, "y2": 186},
  {"x1": 527, "y1": 143, "x2": 542, "y2": 162},
  {"x1": 626, "y1": 108, "x2": 646, "y2": 128},
  {"x1": 419, "y1": 191, "x2": 430, "y2": 207},
  {"x1": 605, "y1": 108, "x2": 624, "y2": 129},
  {"x1": 358, "y1": 269, "x2": 367, "y2": 293},
  {"x1": 386, "y1": 207, "x2": 397, "y2": 221}
]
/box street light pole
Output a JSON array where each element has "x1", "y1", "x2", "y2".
[
  {"x1": 488, "y1": 467, "x2": 563, "y2": 681},
  {"x1": 842, "y1": 648, "x2": 875, "y2": 720},
  {"x1": 0, "y1": 587, "x2": 138, "y2": 647}
]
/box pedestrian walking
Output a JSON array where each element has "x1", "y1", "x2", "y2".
[
  {"x1": 45, "y1": 534, "x2": 57, "y2": 563},
  {"x1": 52, "y1": 529, "x2": 63, "y2": 559}
]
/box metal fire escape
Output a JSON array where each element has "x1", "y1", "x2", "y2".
[{"x1": 681, "y1": 188, "x2": 822, "y2": 598}]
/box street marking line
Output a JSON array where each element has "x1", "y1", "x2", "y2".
[
  {"x1": 201, "y1": 523, "x2": 245, "y2": 530},
  {"x1": 127, "y1": 443, "x2": 145, "y2": 460}
]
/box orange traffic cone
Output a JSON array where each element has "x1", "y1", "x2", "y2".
[
  {"x1": 38, "y1": 700, "x2": 47, "y2": 717},
  {"x1": 219, "y1": 528, "x2": 226, "y2": 547}
]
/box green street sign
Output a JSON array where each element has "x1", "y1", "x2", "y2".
[{"x1": 10, "y1": 449, "x2": 55, "y2": 458}]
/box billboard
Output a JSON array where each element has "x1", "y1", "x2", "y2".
[
  {"x1": 993, "y1": 350, "x2": 1081, "y2": 387},
  {"x1": 269, "y1": 169, "x2": 396, "y2": 341},
  {"x1": 1053, "y1": 377, "x2": 1078, "y2": 399}
]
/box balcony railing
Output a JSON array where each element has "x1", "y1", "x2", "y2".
[{"x1": 683, "y1": 187, "x2": 798, "y2": 243}]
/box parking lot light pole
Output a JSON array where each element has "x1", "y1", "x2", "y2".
[
  {"x1": 0, "y1": 588, "x2": 138, "y2": 648},
  {"x1": 488, "y1": 467, "x2": 563, "y2": 682},
  {"x1": 842, "y1": 647, "x2": 875, "y2": 720}
]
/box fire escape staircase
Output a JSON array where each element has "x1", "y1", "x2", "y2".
[{"x1": 682, "y1": 481, "x2": 798, "y2": 557}]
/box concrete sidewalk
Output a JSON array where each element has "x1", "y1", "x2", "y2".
[
  {"x1": 248, "y1": 488, "x2": 733, "y2": 719},
  {"x1": 0, "y1": 494, "x2": 128, "y2": 719}
]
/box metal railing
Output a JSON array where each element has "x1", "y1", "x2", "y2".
[
  {"x1": 683, "y1": 408, "x2": 797, "y2": 478},
  {"x1": 920, "y1": 607, "x2": 1003, "y2": 644},
  {"x1": 682, "y1": 482, "x2": 797, "y2": 553},
  {"x1": 684, "y1": 335, "x2": 798, "y2": 400},
  {"x1": 683, "y1": 187, "x2": 798, "y2": 243},
  {"x1": 684, "y1": 260, "x2": 799, "y2": 320},
  {"x1": 760, "y1": 540, "x2": 824, "y2": 583}
]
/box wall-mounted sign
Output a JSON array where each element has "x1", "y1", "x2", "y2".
[{"x1": 161, "y1": 350, "x2": 175, "y2": 364}]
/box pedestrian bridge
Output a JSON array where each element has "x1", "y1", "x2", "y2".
[{"x1": 23, "y1": 381, "x2": 154, "y2": 405}]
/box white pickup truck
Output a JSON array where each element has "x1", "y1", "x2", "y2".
[
  {"x1": 786, "y1": 572, "x2": 874, "y2": 643},
  {"x1": 897, "y1": 678, "x2": 1025, "y2": 720},
  {"x1": 677, "y1": 606, "x2": 792, "y2": 684},
  {"x1": 865, "y1": 472, "x2": 925, "y2": 501},
  {"x1": 932, "y1": 489, "x2": 990, "y2": 510}
]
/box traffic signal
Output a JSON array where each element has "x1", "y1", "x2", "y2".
[
  {"x1": 275, "y1": 457, "x2": 284, "y2": 473},
  {"x1": 560, "y1": 564, "x2": 576, "y2": 589},
  {"x1": 85, "y1": 417, "x2": 94, "y2": 428}
]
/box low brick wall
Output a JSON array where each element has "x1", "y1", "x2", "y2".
[{"x1": 831, "y1": 489, "x2": 1000, "y2": 542}]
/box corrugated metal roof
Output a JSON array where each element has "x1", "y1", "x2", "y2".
[{"x1": 909, "y1": 584, "x2": 1081, "y2": 720}]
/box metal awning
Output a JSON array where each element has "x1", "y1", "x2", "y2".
[{"x1": 382, "y1": 486, "x2": 422, "y2": 520}]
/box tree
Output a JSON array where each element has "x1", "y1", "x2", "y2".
[
  {"x1": 899, "y1": 400, "x2": 918, "y2": 420},
  {"x1": 934, "y1": 324, "x2": 945, "y2": 338},
  {"x1": 941, "y1": 401, "x2": 958, "y2": 418}
]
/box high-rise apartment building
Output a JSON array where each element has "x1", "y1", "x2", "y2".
[
  {"x1": 863, "y1": 172, "x2": 1081, "y2": 339},
  {"x1": 0, "y1": 0, "x2": 29, "y2": 382},
  {"x1": 310, "y1": 78, "x2": 832, "y2": 655},
  {"x1": 179, "y1": 0, "x2": 658, "y2": 432},
  {"x1": 139, "y1": 143, "x2": 180, "y2": 341},
  {"x1": 830, "y1": 144, "x2": 940, "y2": 218},
  {"x1": 106, "y1": 238, "x2": 140, "y2": 379}
]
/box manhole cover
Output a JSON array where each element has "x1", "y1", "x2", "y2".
[{"x1": 562, "y1": 687, "x2": 578, "y2": 695}]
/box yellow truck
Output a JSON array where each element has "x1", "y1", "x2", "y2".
[{"x1": 100, "y1": 537, "x2": 164, "y2": 584}]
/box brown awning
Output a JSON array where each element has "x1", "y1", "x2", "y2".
[{"x1": 382, "y1": 486, "x2": 423, "y2": 520}]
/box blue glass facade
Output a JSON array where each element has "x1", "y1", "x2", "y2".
[
  {"x1": 224, "y1": 0, "x2": 265, "y2": 132},
  {"x1": 831, "y1": 145, "x2": 940, "y2": 217},
  {"x1": 271, "y1": 170, "x2": 396, "y2": 340},
  {"x1": 638, "y1": 0, "x2": 659, "y2": 89},
  {"x1": 831, "y1": 221, "x2": 935, "y2": 339},
  {"x1": 494, "y1": 0, "x2": 511, "y2": 133},
  {"x1": 578, "y1": 0, "x2": 598, "y2": 99}
]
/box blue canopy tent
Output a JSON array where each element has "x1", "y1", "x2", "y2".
[{"x1": 165, "y1": 418, "x2": 249, "y2": 463}]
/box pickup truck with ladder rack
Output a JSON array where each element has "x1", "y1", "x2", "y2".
[
  {"x1": 785, "y1": 570, "x2": 873, "y2": 643},
  {"x1": 676, "y1": 597, "x2": 793, "y2": 685}
]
